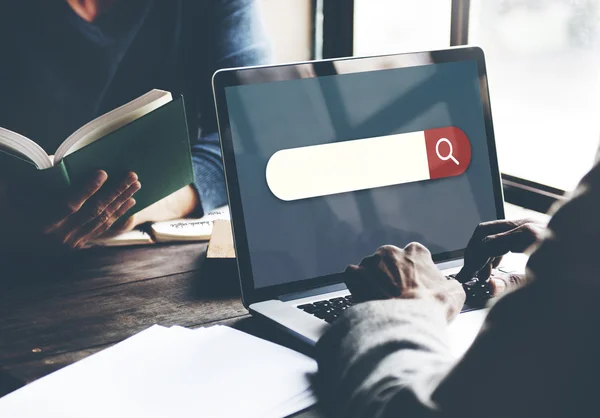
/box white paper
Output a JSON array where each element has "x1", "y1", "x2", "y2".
[
  {"x1": 261, "y1": 388, "x2": 317, "y2": 418},
  {"x1": 0, "y1": 325, "x2": 317, "y2": 418},
  {"x1": 89, "y1": 229, "x2": 154, "y2": 247}
]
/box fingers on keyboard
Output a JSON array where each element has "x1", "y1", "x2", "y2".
[{"x1": 297, "y1": 296, "x2": 354, "y2": 323}]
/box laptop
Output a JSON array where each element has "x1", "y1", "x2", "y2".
[{"x1": 212, "y1": 46, "x2": 515, "y2": 351}]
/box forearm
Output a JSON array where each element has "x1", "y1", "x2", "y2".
[
  {"x1": 316, "y1": 298, "x2": 455, "y2": 418},
  {"x1": 132, "y1": 184, "x2": 199, "y2": 225},
  {"x1": 189, "y1": 133, "x2": 227, "y2": 216},
  {"x1": 132, "y1": 135, "x2": 226, "y2": 227},
  {"x1": 318, "y1": 278, "x2": 592, "y2": 418}
]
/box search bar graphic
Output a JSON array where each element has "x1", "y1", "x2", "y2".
[{"x1": 266, "y1": 126, "x2": 471, "y2": 202}]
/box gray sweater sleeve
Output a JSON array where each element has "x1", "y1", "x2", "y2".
[
  {"x1": 316, "y1": 279, "x2": 598, "y2": 418},
  {"x1": 315, "y1": 298, "x2": 456, "y2": 418},
  {"x1": 316, "y1": 158, "x2": 600, "y2": 418}
]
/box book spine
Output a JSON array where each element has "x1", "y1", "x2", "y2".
[
  {"x1": 44, "y1": 160, "x2": 71, "y2": 189},
  {"x1": 0, "y1": 150, "x2": 70, "y2": 190},
  {"x1": 38, "y1": 160, "x2": 71, "y2": 190}
]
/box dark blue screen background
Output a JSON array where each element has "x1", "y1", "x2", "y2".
[{"x1": 225, "y1": 60, "x2": 498, "y2": 289}]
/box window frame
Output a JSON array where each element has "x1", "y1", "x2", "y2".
[{"x1": 311, "y1": 0, "x2": 570, "y2": 212}]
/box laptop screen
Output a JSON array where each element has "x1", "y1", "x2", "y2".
[{"x1": 223, "y1": 58, "x2": 500, "y2": 290}]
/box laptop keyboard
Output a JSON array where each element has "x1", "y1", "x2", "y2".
[
  {"x1": 297, "y1": 296, "x2": 355, "y2": 324},
  {"x1": 297, "y1": 275, "x2": 492, "y2": 324},
  {"x1": 447, "y1": 274, "x2": 492, "y2": 299},
  {"x1": 448, "y1": 274, "x2": 492, "y2": 310}
]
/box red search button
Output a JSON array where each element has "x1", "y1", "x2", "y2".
[{"x1": 424, "y1": 126, "x2": 472, "y2": 180}]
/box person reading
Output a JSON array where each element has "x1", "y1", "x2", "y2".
[{"x1": 0, "y1": 0, "x2": 269, "y2": 253}]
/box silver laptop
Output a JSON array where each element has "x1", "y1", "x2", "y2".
[{"x1": 212, "y1": 47, "x2": 512, "y2": 347}]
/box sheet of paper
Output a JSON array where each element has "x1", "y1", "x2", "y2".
[
  {"x1": 261, "y1": 388, "x2": 317, "y2": 418},
  {"x1": 88, "y1": 229, "x2": 154, "y2": 247},
  {"x1": 194, "y1": 326, "x2": 317, "y2": 418},
  {"x1": 0, "y1": 325, "x2": 317, "y2": 418},
  {"x1": 169, "y1": 323, "x2": 318, "y2": 417}
]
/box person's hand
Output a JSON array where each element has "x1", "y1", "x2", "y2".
[
  {"x1": 456, "y1": 219, "x2": 545, "y2": 294},
  {"x1": 345, "y1": 243, "x2": 466, "y2": 321},
  {"x1": 4, "y1": 170, "x2": 140, "y2": 252},
  {"x1": 105, "y1": 184, "x2": 199, "y2": 237}
]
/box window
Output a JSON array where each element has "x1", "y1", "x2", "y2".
[
  {"x1": 258, "y1": 0, "x2": 313, "y2": 63},
  {"x1": 353, "y1": 0, "x2": 452, "y2": 55},
  {"x1": 314, "y1": 0, "x2": 600, "y2": 209},
  {"x1": 469, "y1": 0, "x2": 600, "y2": 191}
]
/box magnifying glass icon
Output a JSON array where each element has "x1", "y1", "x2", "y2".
[{"x1": 436, "y1": 138, "x2": 459, "y2": 166}]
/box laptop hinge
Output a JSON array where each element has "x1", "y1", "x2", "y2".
[{"x1": 279, "y1": 283, "x2": 347, "y2": 302}]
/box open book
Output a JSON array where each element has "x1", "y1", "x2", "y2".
[{"x1": 0, "y1": 89, "x2": 194, "y2": 215}]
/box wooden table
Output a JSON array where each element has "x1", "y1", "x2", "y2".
[
  {"x1": 0, "y1": 242, "x2": 320, "y2": 417},
  {"x1": 0, "y1": 203, "x2": 544, "y2": 416}
]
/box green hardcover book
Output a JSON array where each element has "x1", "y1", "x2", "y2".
[{"x1": 0, "y1": 90, "x2": 194, "y2": 216}]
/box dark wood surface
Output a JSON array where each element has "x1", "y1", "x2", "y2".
[
  {"x1": 0, "y1": 204, "x2": 539, "y2": 417},
  {"x1": 0, "y1": 242, "x2": 314, "y2": 401}
]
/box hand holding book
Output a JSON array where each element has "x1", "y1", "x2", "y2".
[
  {"x1": 1, "y1": 170, "x2": 140, "y2": 252},
  {"x1": 0, "y1": 89, "x2": 195, "y2": 254}
]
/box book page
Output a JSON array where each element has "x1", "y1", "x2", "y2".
[
  {"x1": 54, "y1": 90, "x2": 172, "y2": 163},
  {"x1": 151, "y1": 206, "x2": 230, "y2": 243},
  {"x1": 0, "y1": 128, "x2": 53, "y2": 169},
  {"x1": 88, "y1": 229, "x2": 154, "y2": 247}
]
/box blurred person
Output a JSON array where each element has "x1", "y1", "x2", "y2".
[{"x1": 0, "y1": 0, "x2": 269, "y2": 253}]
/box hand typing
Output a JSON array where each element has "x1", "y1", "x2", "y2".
[
  {"x1": 456, "y1": 219, "x2": 544, "y2": 295},
  {"x1": 344, "y1": 243, "x2": 466, "y2": 321}
]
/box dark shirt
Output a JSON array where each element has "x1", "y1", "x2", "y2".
[{"x1": 0, "y1": 0, "x2": 269, "y2": 214}]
